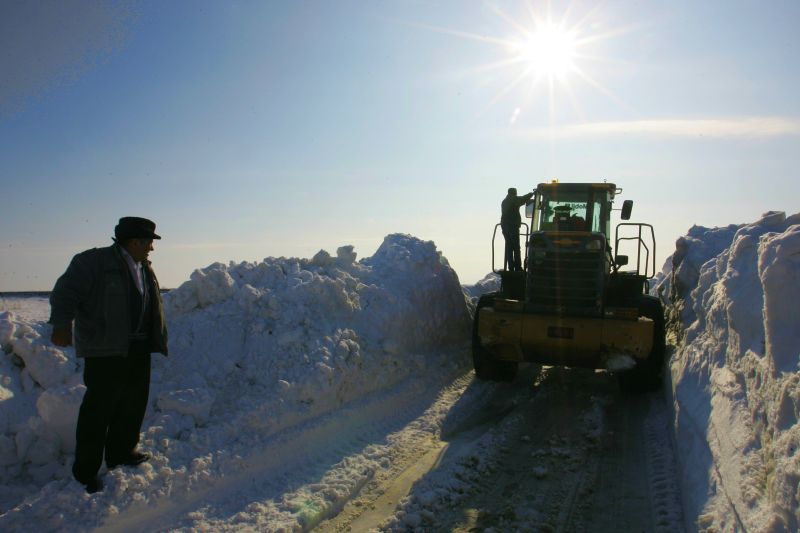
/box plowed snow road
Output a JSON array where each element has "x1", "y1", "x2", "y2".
[
  {"x1": 86, "y1": 363, "x2": 684, "y2": 532},
  {"x1": 318, "y1": 366, "x2": 685, "y2": 532}
]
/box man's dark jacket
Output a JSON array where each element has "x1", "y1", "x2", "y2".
[
  {"x1": 49, "y1": 245, "x2": 168, "y2": 358},
  {"x1": 501, "y1": 192, "x2": 534, "y2": 226}
]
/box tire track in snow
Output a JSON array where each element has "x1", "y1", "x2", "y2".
[
  {"x1": 378, "y1": 367, "x2": 686, "y2": 532},
  {"x1": 95, "y1": 370, "x2": 470, "y2": 533},
  {"x1": 315, "y1": 371, "x2": 516, "y2": 532},
  {"x1": 643, "y1": 396, "x2": 686, "y2": 532}
]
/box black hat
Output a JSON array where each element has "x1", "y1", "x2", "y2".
[{"x1": 114, "y1": 217, "x2": 161, "y2": 241}]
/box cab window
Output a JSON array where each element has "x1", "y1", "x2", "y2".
[{"x1": 540, "y1": 191, "x2": 589, "y2": 231}]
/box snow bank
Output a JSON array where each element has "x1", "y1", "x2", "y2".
[
  {"x1": 0, "y1": 315, "x2": 82, "y2": 497},
  {"x1": 654, "y1": 211, "x2": 800, "y2": 532},
  {"x1": 462, "y1": 272, "x2": 500, "y2": 303},
  {"x1": 0, "y1": 234, "x2": 473, "y2": 525},
  {"x1": 159, "y1": 234, "x2": 471, "y2": 434}
]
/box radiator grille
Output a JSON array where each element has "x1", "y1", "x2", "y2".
[{"x1": 526, "y1": 249, "x2": 604, "y2": 316}]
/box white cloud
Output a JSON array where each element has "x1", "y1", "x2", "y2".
[{"x1": 513, "y1": 117, "x2": 800, "y2": 140}]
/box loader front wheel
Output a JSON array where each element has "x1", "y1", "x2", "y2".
[
  {"x1": 618, "y1": 296, "x2": 666, "y2": 393},
  {"x1": 472, "y1": 294, "x2": 518, "y2": 382}
]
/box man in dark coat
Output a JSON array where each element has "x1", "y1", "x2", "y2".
[
  {"x1": 49, "y1": 217, "x2": 168, "y2": 493},
  {"x1": 501, "y1": 188, "x2": 534, "y2": 271}
]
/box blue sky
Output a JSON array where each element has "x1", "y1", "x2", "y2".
[{"x1": 1, "y1": 0, "x2": 799, "y2": 290}]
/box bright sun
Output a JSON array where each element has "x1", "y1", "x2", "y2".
[
  {"x1": 418, "y1": 3, "x2": 624, "y2": 122},
  {"x1": 512, "y1": 22, "x2": 578, "y2": 82}
]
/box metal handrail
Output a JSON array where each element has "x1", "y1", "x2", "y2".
[
  {"x1": 492, "y1": 222, "x2": 530, "y2": 273},
  {"x1": 614, "y1": 222, "x2": 656, "y2": 279}
]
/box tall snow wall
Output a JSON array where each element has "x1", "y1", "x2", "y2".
[{"x1": 654, "y1": 211, "x2": 800, "y2": 532}]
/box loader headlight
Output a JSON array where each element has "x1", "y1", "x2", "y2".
[{"x1": 585, "y1": 239, "x2": 603, "y2": 251}]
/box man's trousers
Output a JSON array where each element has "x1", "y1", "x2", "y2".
[
  {"x1": 72, "y1": 348, "x2": 151, "y2": 483},
  {"x1": 502, "y1": 223, "x2": 522, "y2": 271}
]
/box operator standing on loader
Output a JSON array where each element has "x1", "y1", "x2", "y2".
[{"x1": 501, "y1": 187, "x2": 534, "y2": 271}]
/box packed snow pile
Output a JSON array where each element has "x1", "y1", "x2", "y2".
[
  {"x1": 0, "y1": 234, "x2": 473, "y2": 525},
  {"x1": 654, "y1": 211, "x2": 800, "y2": 532},
  {"x1": 0, "y1": 317, "x2": 83, "y2": 498},
  {"x1": 160, "y1": 233, "x2": 471, "y2": 433},
  {"x1": 462, "y1": 272, "x2": 500, "y2": 303}
]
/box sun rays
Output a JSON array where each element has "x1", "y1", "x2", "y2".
[{"x1": 417, "y1": 2, "x2": 632, "y2": 125}]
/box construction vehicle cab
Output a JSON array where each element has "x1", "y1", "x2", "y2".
[{"x1": 475, "y1": 181, "x2": 665, "y2": 391}]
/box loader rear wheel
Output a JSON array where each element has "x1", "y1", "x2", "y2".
[
  {"x1": 618, "y1": 296, "x2": 666, "y2": 393},
  {"x1": 472, "y1": 294, "x2": 519, "y2": 382}
]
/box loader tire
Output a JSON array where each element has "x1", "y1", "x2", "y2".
[
  {"x1": 618, "y1": 296, "x2": 666, "y2": 393},
  {"x1": 472, "y1": 293, "x2": 518, "y2": 382}
]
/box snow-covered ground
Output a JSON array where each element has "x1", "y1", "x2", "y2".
[
  {"x1": 1, "y1": 216, "x2": 798, "y2": 532},
  {"x1": 0, "y1": 234, "x2": 476, "y2": 531},
  {"x1": 0, "y1": 295, "x2": 50, "y2": 323},
  {"x1": 654, "y1": 211, "x2": 800, "y2": 532}
]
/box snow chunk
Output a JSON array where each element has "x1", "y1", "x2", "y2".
[
  {"x1": 311, "y1": 249, "x2": 334, "y2": 266},
  {"x1": 336, "y1": 245, "x2": 357, "y2": 265},
  {"x1": 759, "y1": 223, "x2": 800, "y2": 373},
  {"x1": 157, "y1": 388, "x2": 215, "y2": 425},
  {"x1": 36, "y1": 385, "x2": 84, "y2": 453}
]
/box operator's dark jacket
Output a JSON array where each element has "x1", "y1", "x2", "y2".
[
  {"x1": 49, "y1": 244, "x2": 168, "y2": 357},
  {"x1": 501, "y1": 192, "x2": 534, "y2": 226}
]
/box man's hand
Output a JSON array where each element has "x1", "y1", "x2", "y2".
[{"x1": 51, "y1": 326, "x2": 73, "y2": 347}]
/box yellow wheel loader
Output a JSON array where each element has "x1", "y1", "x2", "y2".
[{"x1": 473, "y1": 182, "x2": 665, "y2": 391}]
